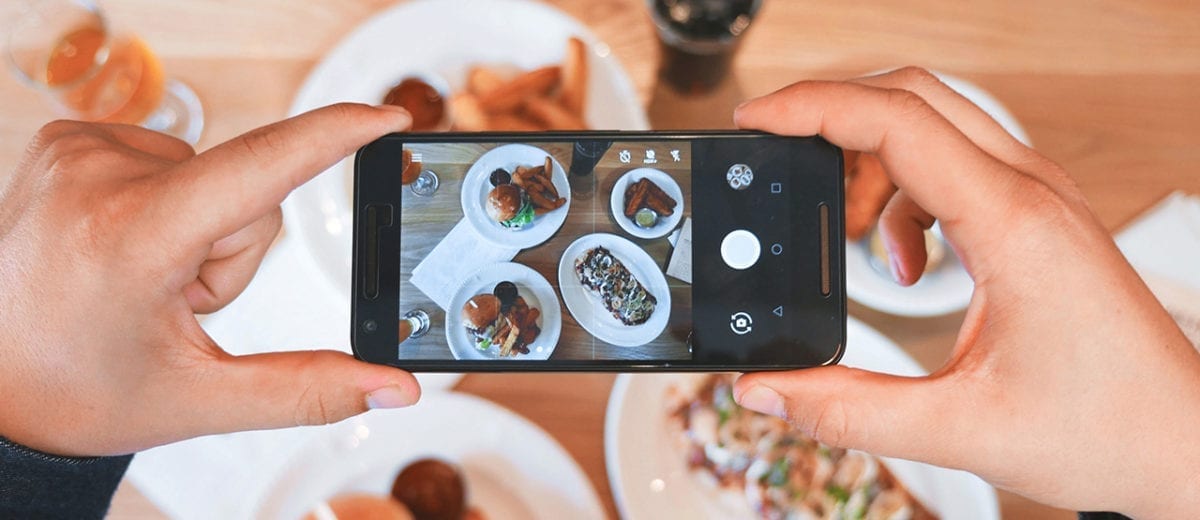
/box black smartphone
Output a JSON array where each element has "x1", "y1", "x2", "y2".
[{"x1": 352, "y1": 131, "x2": 844, "y2": 371}]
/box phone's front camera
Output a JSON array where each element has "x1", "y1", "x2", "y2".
[{"x1": 362, "y1": 320, "x2": 378, "y2": 334}]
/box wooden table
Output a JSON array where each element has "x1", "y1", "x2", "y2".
[{"x1": 1, "y1": 0, "x2": 1197, "y2": 518}]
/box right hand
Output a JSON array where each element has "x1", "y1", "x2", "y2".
[{"x1": 732, "y1": 67, "x2": 1200, "y2": 518}]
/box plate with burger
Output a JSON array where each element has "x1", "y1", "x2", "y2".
[
  {"x1": 462, "y1": 144, "x2": 571, "y2": 248},
  {"x1": 446, "y1": 262, "x2": 562, "y2": 360}
]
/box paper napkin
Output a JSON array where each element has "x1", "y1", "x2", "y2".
[
  {"x1": 410, "y1": 220, "x2": 521, "y2": 309},
  {"x1": 1115, "y1": 191, "x2": 1200, "y2": 347}
]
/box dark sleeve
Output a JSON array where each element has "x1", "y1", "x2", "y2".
[
  {"x1": 1079, "y1": 512, "x2": 1134, "y2": 520},
  {"x1": 0, "y1": 436, "x2": 133, "y2": 520}
]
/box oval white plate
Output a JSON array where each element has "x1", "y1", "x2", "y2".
[
  {"x1": 557, "y1": 233, "x2": 671, "y2": 347},
  {"x1": 461, "y1": 144, "x2": 571, "y2": 248},
  {"x1": 444, "y1": 262, "x2": 562, "y2": 360},
  {"x1": 609, "y1": 168, "x2": 685, "y2": 239},
  {"x1": 281, "y1": 0, "x2": 649, "y2": 301},
  {"x1": 846, "y1": 71, "x2": 1030, "y2": 317},
  {"x1": 605, "y1": 317, "x2": 1000, "y2": 520},
  {"x1": 255, "y1": 392, "x2": 604, "y2": 520}
]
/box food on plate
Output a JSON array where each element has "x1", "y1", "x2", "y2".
[
  {"x1": 667, "y1": 374, "x2": 937, "y2": 520},
  {"x1": 634, "y1": 207, "x2": 658, "y2": 229},
  {"x1": 448, "y1": 37, "x2": 590, "y2": 131},
  {"x1": 486, "y1": 184, "x2": 535, "y2": 230},
  {"x1": 559, "y1": 36, "x2": 588, "y2": 115},
  {"x1": 485, "y1": 156, "x2": 567, "y2": 230},
  {"x1": 492, "y1": 281, "x2": 518, "y2": 310},
  {"x1": 623, "y1": 177, "x2": 677, "y2": 222},
  {"x1": 459, "y1": 284, "x2": 542, "y2": 357},
  {"x1": 401, "y1": 148, "x2": 422, "y2": 185},
  {"x1": 391, "y1": 459, "x2": 467, "y2": 520},
  {"x1": 844, "y1": 150, "x2": 896, "y2": 240},
  {"x1": 304, "y1": 493, "x2": 414, "y2": 520},
  {"x1": 575, "y1": 246, "x2": 657, "y2": 326},
  {"x1": 488, "y1": 168, "x2": 511, "y2": 187},
  {"x1": 383, "y1": 77, "x2": 446, "y2": 131}
]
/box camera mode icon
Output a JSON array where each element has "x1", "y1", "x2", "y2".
[{"x1": 730, "y1": 312, "x2": 753, "y2": 335}]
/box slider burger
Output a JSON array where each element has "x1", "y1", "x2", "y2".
[
  {"x1": 486, "y1": 184, "x2": 535, "y2": 230},
  {"x1": 461, "y1": 294, "x2": 501, "y2": 350}
]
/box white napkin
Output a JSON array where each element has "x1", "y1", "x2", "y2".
[
  {"x1": 125, "y1": 236, "x2": 461, "y2": 519},
  {"x1": 411, "y1": 219, "x2": 520, "y2": 309},
  {"x1": 1115, "y1": 191, "x2": 1200, "y2": 347}
]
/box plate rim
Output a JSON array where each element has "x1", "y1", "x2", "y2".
[
  {"x1": 254, "y1": 391, "x2": 605, "y2": 519},
  {"x1": 608, "y1": 167, "x2": 686, "y2": 240},
  {"x1": 444, "y1": 261, "x2": 562, "y2": 360},
  {"x1": 556, "y1": 233, "x2": 672, "y2": 347}
]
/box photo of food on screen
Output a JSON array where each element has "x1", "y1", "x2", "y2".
[{"x1": 397, "y1": 140, "x2": 693, "y2": 361}]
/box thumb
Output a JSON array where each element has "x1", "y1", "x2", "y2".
[
  {"x1": 196, "y1": 350, "x2": 421, "y2": 433},
  {"x1": 734, "y1": 366, "x2": 966, "y2": 466}
]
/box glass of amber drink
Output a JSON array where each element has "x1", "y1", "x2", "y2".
[{"x1": 6, "y1": 0, "x2": 204, "y2": 143}]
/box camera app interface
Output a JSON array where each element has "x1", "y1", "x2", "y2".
[{"x1": 397, "y1": 140, "x2": 695, "y2": 361}]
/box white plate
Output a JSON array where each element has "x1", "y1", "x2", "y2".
[
  {"x1": 557, "y1": 233, "x2": 671, "y2": 347},
  {"x1": 461, "y1": 144, "x2": 571, "y2": 248},
  {"x1": 846, "y1": 71, "x2": 1030, "y2": 317},
  {"x1": 445, "y1": 262, "x2": 562, "y2": 360},
  {"x1": 281, "y1": 0, "x2": 650, "y2": 301},
  {"x1": 604, "y1": 317, "x2": 1000, "y2": 520},
  {"x1": 255, "y1": 392, "x2": 604, "y2": 520},
  {"x1": 609, "y1": 168, "x2": 685, "y2": 239}
]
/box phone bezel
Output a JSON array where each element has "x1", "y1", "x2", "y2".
[{"x1": 352, "y1": 130, "x2": 846, "y2": 371}]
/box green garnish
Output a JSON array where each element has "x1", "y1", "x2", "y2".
[
  {"x1": 501, "y1": 199, "x2": 536, "y2": 229},
  {"x1": 827, "y1": 484, "x2": 850, "y2": 504},
  {"x1": 476, "y1": 338, "x2": 491, "y2": 351},
  {"x1": 764, "y1": 458, "x2": 790, "y2": 487}
]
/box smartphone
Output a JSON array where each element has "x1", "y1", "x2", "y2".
[{"x1": 352, "y1": 131, "x2": 844, "y2": 371}]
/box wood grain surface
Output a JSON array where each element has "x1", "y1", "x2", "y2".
[{"x1": 1, "y1": 0, "x2": 1197, "y2": 519}]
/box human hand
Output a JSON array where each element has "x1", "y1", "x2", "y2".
[
  {"x1": 0, "y1": 104, "x2": 420, "y2": 457},
  {"x1": 733, "y1": 68, "x2": 1200, "y2": 518}
]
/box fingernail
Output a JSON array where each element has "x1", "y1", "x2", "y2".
[
  {"x1": 736, "y1": 385, "x2": 785, "y2": 418},
  {"x1": 373, "y1": 103, "x2": 408, "y2": 114},
  {"x1": 366, "y1": 385, "x2": 416, "y2": 409},
  {"x1": 889, "y1": 254, "x2": 905, "y2": 285}
]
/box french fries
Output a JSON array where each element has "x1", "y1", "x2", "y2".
[
  {"x1": 624, "y1": 178, "x2": 677, "y2": 218},
  {"x1": 510, "y1": 156, "x2": 566, "y2": 215},
  {"x1": 560, "y1": 37, "x2": 588, "y2": 115},
  {"x1": 448, "y1": 38, "x2": 590, "y2": 131}
]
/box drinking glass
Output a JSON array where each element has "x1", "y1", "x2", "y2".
[
  {"x1": 649, "y1": 0, "x2": 762, "y2": 95},
  {"x1": 6, "y1": 0, "x2": 204, "y2": 144},
  {"x1": 398, "y1": 309, "x2": 431, "y2": 342}
]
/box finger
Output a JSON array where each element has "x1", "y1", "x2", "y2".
[
  {"x1": 733, "y1": 81, "x2": 1020, "y2": 256},
  {"x1": 183, "y1": 207, "x2": 282, "y2": 313},
  {"x1": 877, "y1": 190, "x2": 935, "y2": 286},
  {"x1": 734, "y1": 367, "x2": 967, "y2": 467},
  {"x1": 193, "y1": 350, "x2": 420, "y2": 433},
  {"x1": 849, "y1": 67, "x2": 1041, "y2": 170},
  {"x1": 91, "y1": 123, "x2": 196, "y2": 162},
  {"x1": 167, "y1": 103, "x2": 411, "y2": 245}
]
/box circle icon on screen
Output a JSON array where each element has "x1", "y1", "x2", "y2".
[
  {"x1": 721, "y1": 229, "x2": 760, "y2": 270},
  {"x1": 726, "y1": 163, "x2": 753, "y2": 190},
  {"x1": 730, "y1": 312, "x2": 753, "y2": 335}
]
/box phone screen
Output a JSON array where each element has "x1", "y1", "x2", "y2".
[{"x1": 355, "y1": 132, "x2": 844, "y2": 370}]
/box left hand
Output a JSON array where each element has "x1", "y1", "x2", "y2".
[{"x1": 0, "y1": 103, "x2": 421, "y2": 457}]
